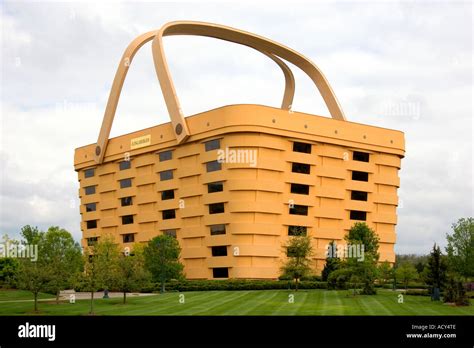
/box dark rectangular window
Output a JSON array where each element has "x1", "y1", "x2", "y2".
[
  {"x1": 158, "y1": 150, "x2": 173, "y2": 162},
  {"x1": 87, "y1": 237, "x2": 98, "y2": 246},
  {"x1": 205, "y1": 139, "x2": 220, "y2": 151},
  {"x1": 162, "y1": 209, "x2": 176, "y2": 220},
  {"x1": 84, "y1": 168, "x2": 95, "y2": 178},
  {"x1": 85, "y1": 203, "x2": 96, "y2": 212},
  {"x1": 122, "y1": 215, "x2": 134, "y2": 225},
  {"x1": 122, "y1": 233, "x2": 134, "y2": 243},
  {"x1": 351, "y1": 191, "x2": 368, "y2": 201},
  {"x1": 352, "y1": 171, "x2": 369, "y2": 182},
  {"x1": 293, "y1": 142, "x2": 312, "y2": 154},
  {"x1": 292, "y1": 162, "x2": 310, "y2": 174},
  {"x1": 212, "y1": 246, "x2": 228, "y2": 257},
  {"x1": 353, "y1": 151, "x2": 370, "y2": 162},
  {"x1": 86, "y1": 220, "x2": 97, "y2": 229},
  {"x1": 119, "y1": 161, "x2": 131, "y2": 170},
  {"x1": 210, "y1": 224, "x2": 226, "y2": 235},
  {"x1": 288, "y1": 226, "x2": 307, "y2": 236},
  {"x1": 289, "y1": 204, "x2": 308, "y2": 216},
  {"x1": 121, "y1": 196, "x2": 133, "y2": 206},
  {"x1": 161, "y1": 190, "x2": 175, "y2": 200},
  {"x1": 350, "y1": 210, "x2": 367, "y2": 221},
  {"x1": 120, "y1": 178, "x2": 132, "y2": 188},
  {"x1": 159, "y1": 170, "x2": 173, "y2": 181},
  {"x1": 206, "y1": 160, "x2": 222, "y2": 172},
  {"x1": 213, "y1": 267, "x2": 228, "y2": 278},
  {"x1": 85, "y1": 186, "x2": 96, "y2": 195},
  {"x1": 290, "y1": 183, "x2": 309, "y2": 195},
  {"x1": 163, "y1": 229, "x2": 177, "y2": 238},
  {"x1": 208, "y1": 181, "x2": 224, "y2": 193},
  {"x1": 209, "y1": 203, "x2": 225, "y2": 214}
]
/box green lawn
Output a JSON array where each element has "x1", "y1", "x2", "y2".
[{"x1": 0, "y1": 289, "x2": 472, "y2": 316}]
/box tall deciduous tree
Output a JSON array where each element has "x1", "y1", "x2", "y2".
[
  {"x1": 321, "y1": 241, "x2": 340, "y2": 281},
  {"x1": 144, "y1": 235, "x2": 184, "y2": 293},
  {"x1": 445, "y1": 217, "x2": 474, "y2": 279},
  {"x1": 115, "y1": 244, "x2": 150, "y2": 304},
  {"x1": 281, "y1": 235, "x2": 313, "y2": 291},
  {"x1": 378, "y1": 261, "x2": 393, "y2": 286},
  {"x1": 344, "y1": 223, "x2": 380, "y2": 295},
  {"x1": 395, "y1": 262, "x2": 418, "y2": 290},
  {"x1": 41, "y1": 227, "x2": 83, "y2": 303}
]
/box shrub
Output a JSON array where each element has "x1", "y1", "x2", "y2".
[{"x1": 405, "y1": 289, "x2": 430, "y2": 296}]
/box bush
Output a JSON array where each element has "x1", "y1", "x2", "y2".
[
  {"x1": 443, "y1": 278, "x2": 470, "y2": 306},
  {"x1": 405, "y1": 289, "x2": 430, "y2": 296},
  {"x1": 327, "y1": 269, "x2": 350, "y2": 290},
  {"x1": 156, "y1": 279, "x2": 327, "y2": 292}
]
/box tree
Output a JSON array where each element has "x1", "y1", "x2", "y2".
[
  {"x1": 144, "y1": 235, "x2": 184, "y2": 293},
  {"x1": 15, "y1": 259, "x2": 54, "y2": 312},
  {"x1": 445, "y1": 217, "x2": 474, "y2": 279},
  {"x1": 344, "y1": 223, "x2": 380, "y2": 295},
  {"x1": 14, "y1": 226, "x2": 53, "y2": 312},
  {"x1": 423, "y1": 244, "x2": 449, "y2": 299},
  {"x1": 443, "y1": 275, "x2": 470, "y2": 306},
  {"x1": 378, "y1": 261, "x2": 393, "y2": 286},
  {"x1": 396, "y1": 262, "x2": 418, "y2": 290},
  {"x1": 79, "y1": 235, "x2": 120, "y2": 314},
  {"x1": 321, "y1": 241, "x2": 340, "y2": 281},
  {"x1": 0, "y1": 258, "x2": 19, "y2": 288},
  {"x1": 281, "y1": 235, "x2": 313, "y2": 291},
  {"x1": 115, "y1": 245, "x2": 150, "y2": 304},
  {"x1": 41, "y1": 227, "x2": 83, "y2": 303}
]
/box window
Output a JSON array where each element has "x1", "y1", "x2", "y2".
[
  {"x1": 210, "y1": 224, "x2": 226, "y2": 235},
  {"x1": 161, "y1": 190, "x2": 175, "y2": 200},
  {"x1": 212, "y1": 246, "x2": 228, "y2": 257},
  {"x1": 158, "y1": 150, "x2": 172, "y2": 162},
  {"x1": 290, "y1": 183, "x2": 309, "y2": 195},
  {"x1": 289, "y1": 205, "x2": 308, "y2": 216},
  {"x1": 208, "y1": 181, "x2": 224, "y2": 193},
  {"x1": 122, "y1": 215, "x2": 134, "y2": 225},
  {"x1": 84, "y1": 168, "x2": 95, "y2": 178},
  {"x1": 205, "y1": 139, "x2": 220, "y2": 151},
  {"x1": 163, "y1": 229, "x2": 177, "y2": 238},
  {"x1": 122, "y1": 233, "x2": 134, "y2": 243},
  {"x1": 162, "y1": 209, "x2": 176, "y2": 220},
  {"x1": 209, "y1": 203, "x2": 225, "y2": 214},
  {"x1": 206, "y1": 160, "x2": 222, "y2": 172},
  {"x1": 293, "y1": 142, "x2": 312, "y2": 154},
  {"x1": 85, "y1": 186, "x2": 96, "y2": 195},
  {"x1": 352, "y1": 171, "x2": 369, "y2": 182},
  {"x1": 292, "y1": 162, "x2": 310, "y2": 174},
  {"x1": 85, "y1": 203, "x2": 96, "y2": 212},
  {"x1": 159, "y1": 170, "x2": 173, "y2": 181},
  {"x1": 353, "y1": 151, "x2": 370, "y2": 162},
  {"x1": 351, "y1": 191, "x2": 368, "y2": 201},
  {"x1": 213, "y1": 268, "x2": 228, "y2": 278},
  {"x1": 121, "y1": 196, "x2": 133, "y2": 206},
  {"x1": 350, "y1": 210, "x2": 367, "y2": 221},
  {"x1": 86, "y1": 220, "x2": 97, "y2": 229},
  {"x1": 120, "y1": 178, "x2": 132, "y2": 188},
  {"x1": 288, "y1": 226, "x2": 307, "y2": 236},
  {"x1": 86, "y1": 237, "x2": 98, "y2": 246},
  {"x1": 119, "y1": 161, "x2": 131, "y2": 170}
]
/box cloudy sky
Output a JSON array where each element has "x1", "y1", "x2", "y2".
[{"x1": 0, "y1": 1, "x2": 472, "y2": 254}]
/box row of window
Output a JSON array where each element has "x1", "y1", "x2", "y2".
[{"x1": 292, "y1": 141, "x2": 371, "y2": 164}]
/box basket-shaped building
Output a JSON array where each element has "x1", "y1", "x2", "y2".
[{"x1": 74, "y1": 21, "x2": 405, "y2": 279}]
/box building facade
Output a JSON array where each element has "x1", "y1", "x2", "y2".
[{"x1": 74, "y1": 104, "x2": 405, "y2": 279}]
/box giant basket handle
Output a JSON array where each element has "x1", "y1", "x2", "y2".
[
  {"x1": 95, "y1": 21, "x2": 346, "y2": 163},
  {"x1": 95, "y1": 28, "x2": 295, "y2": 163}
]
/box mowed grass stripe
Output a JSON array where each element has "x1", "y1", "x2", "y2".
[
  {"x1": 223, "y1": 291, "x2": 276, "y2": 315},
  {"x1": 187, "y1": 291, "x2": 252, "y2": 316},
  {"x1": 240, "y1": 290, "x2": 285, "y2": 315}
]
